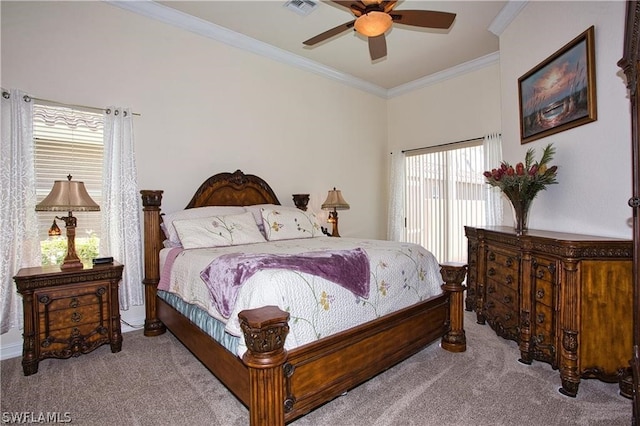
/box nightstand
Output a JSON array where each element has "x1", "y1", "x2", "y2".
[{"x1": 14, "y1": 262, "x2": 124, "y2": 376}]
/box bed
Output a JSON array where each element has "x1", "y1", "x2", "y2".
[{"x1": 140, "y1": 169, "x2": 467, "y2": 425}]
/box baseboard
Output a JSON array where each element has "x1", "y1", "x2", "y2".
[{"x1": 0, "y1": 312, "x2": 146, "y2": 361}]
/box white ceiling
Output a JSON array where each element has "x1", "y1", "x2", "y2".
[{"x1": 110, "y1": 1, "x2": 523, "y2": 96}]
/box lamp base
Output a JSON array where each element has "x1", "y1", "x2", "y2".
[
  {"x1": 59, "y1": 213, "x2": 84, "y2": 270},
  {"x1": 60, "y1": 258, "x2": 84, "y2": 270},
  {"x1": 329, "y1": 211, "x2": 341, "y2": 237}
]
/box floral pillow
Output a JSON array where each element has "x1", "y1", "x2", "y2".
[
  {"x1": 261, "y1": 208, "x2": 322, "y2": 241},
  {"x1": 162, "y1": 206, "x2": 247, "y2": 246},
  {"x1": 173, "y1": 211, "x2": 266, "y2": 249}
]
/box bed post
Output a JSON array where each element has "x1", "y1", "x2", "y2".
[
  {"x1": 239, "y1": 306, "x2": 290, "y2": 426},
  {"x1": 140, "y1": 190, "x2": 167, "y2": 337},
  {"x1": 440, "y1": 262, "x2": 467, "y2": 352}
]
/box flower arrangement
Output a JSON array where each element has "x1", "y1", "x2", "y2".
[{"x1": 483, "y1": 143, "x2": 558, "y2": 233}]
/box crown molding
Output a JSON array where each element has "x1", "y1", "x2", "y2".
[
  {"x1": 387, "y1": 51, "x2": 500, "y2": 98},
  {"x1": 105, "y1": 1, "x2": 520, "y2": 99},
  {"x1": 489, "y1": 0, "x2": 528, "y2": 36},
  {"x1": 105, "y1": 0, "x2": 388, "y2": 97}
]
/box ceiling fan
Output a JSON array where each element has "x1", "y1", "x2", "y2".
[{"x1": 303, "y1": 0, "x2": 456, "y2": 61}]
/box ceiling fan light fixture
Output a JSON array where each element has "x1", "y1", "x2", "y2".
[{"x1": 354, "y1": 11, "x2": 392, "y2": 37}]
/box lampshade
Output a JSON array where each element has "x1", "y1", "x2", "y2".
[
  {"x1": 35, "y1": 175, "x2": 99, "y2": 270},
  {"x1": 321, "y1": 188, "x2": 350, "y2": 211},
  {"x1": 35, "y1": 175, "x2": 100, "y2": 212},
  {"x1": 354, "y1": 11, "x2": 393, "y2": 37}
]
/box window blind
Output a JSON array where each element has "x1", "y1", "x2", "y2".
[
  {"x1": 33, "y1": 103, "x2": 104, "y2": 241},
  {"x1": 405, "y1": 141, "x2": 485, "y2": 263}
]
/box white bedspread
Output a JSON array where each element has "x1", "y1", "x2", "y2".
[{"x1": 159, "y1": 237, "x2": 443, "y2": 356}]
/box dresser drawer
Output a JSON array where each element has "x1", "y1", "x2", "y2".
[
  {"x1": 486, "y1": 278, "x2": 518, "y2": 309},
  {"x1": 533, "y1": 279, "x2": 554, "y2": 308},
  {"x1": 484, "y1": 294, "x2": 519, "y2": 339},
  {"x1": 486, "y1": 250, "x2": 519, "y2": 291},
  {"x1": 532, "y1": 257, "x2": 557, "y2": 285},
  {"x1": 487, "y1": 249, "x2": 519, "y2": 272}
]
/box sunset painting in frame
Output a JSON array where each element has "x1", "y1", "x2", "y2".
[{"x1": 518, "y1": 26, "x2": 597, "y2": 144}]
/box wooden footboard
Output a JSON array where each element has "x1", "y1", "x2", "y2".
[{"x1": 140, "y1": 187, "x2": 466, "y2": 425}]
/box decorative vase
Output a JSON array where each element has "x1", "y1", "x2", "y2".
[{"x1": 508, "y1": 197, "x2": 533, "y2": 235}]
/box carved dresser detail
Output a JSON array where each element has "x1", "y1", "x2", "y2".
[
  {"x1": 465, "y1": 226, "x2": 633, "y2": 397},
  {"x1": 14, "y1": 262, "x2": 124, "y2": 375}
]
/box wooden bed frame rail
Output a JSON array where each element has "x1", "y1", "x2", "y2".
[{"x1": 140, "y1": 178, "x2": 466, "y2": 425}]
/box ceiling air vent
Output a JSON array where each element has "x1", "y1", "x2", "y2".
[{"x1": 284, "y1": 0, "x2": 318, "y2": 16}]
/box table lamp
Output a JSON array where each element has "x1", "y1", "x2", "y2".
[
  {"x1": 35, "y1": 175, "x2": 100, "y2": 269},
  {"x1": 321, "y1": 187, "x2": 349, "y2": 237}
]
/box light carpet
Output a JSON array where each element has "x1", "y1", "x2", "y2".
[{"x1": 1, "y1": 312, "x2": 631, "y2": 425}]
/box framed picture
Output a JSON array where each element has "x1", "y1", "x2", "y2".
[{"x1": 518, "y1": 26, "x2": 597, "y2": 144}]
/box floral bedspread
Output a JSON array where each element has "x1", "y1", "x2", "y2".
[{"x1": 159, "y1": 237, "x2": 443, "y2": 356}]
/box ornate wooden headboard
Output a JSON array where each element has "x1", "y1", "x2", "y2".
[{"x1": 185, "y1": 169, "x2": 281, "y2": 208}]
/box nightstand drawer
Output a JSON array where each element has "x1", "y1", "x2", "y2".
[
  {"x1": 39, "y1": 322, "x2": 109, "y2": 353},
  {"x1": 38, "y1": 301, "x2": 108, "y2": 332},
  {"x1": 36, "y1": 283, "x2": 109, "y2": 312}
]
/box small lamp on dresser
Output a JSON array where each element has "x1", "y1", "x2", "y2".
[
  {"x1": 35, "y1": 174, "x2": 100, "y2": 270},
  {"x1": 321, "y1": 187, "x2": 350, "y2": 237}
]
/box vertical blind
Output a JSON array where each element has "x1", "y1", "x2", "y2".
[
  {"x1": 33, "y1": 103, "x2": 104, "y2": 241},
  {"x1": 405, "y1": 141, "x2": 485, "y2": 263}
]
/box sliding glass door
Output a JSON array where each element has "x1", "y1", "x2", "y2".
[{"x1": 405, "y1": 141, "x2": 485, "y2": 263}]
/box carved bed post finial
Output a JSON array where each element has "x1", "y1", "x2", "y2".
[
  {"x1": 440, "y1": 262, "x2": 467, "y2": 352},
  {"x1": 239, "y1": 306, "x2": 290, "y2": 426}
]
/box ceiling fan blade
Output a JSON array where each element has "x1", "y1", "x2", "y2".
[
  {"x1": 391, "y1": 10, "x2": 456, "y2": 29},
  {"x1": 381, "y1": 1, "x2": 397, "y2": 13},
  {"x1": 330, "y1": 1, "x2": 365, "y2": 16},
  {"x1": 303, "y1": 20, "x2": 356, "y2": 46},
  {"x1": 368, "y1": 34, "x2": 387, "y2": 60}
]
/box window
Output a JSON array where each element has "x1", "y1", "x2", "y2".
[
  {"x1": 405, "y1": 141, "x2": 485, "y2": 263},
  {"x1": 33, "y1": 103, "x2": 104, "y2": 267}
]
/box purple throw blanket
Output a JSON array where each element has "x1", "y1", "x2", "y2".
[{"x1": 200, "y1": 248, "x2": 370, "y2": 318}]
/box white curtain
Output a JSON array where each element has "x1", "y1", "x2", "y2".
[
  {"x1": 0, "y1": 90, "x2": 41, "y2": 334},
  {"x1": 101, "y1": 107, "x2": 144, "y2": 309},
  {"x1": 483, "y1": 133, "x2": 503, "y2": 226},
  {"x1": 387, "y1": 150, "x2": 406, "y2": 241}
]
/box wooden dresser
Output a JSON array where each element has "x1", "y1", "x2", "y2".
[
  {"x1": 465, "y1": 226, "x2": 633, "y2": 397},
  {"x1": 14, "y1": 262, "x2": 124, "y2": 375}
]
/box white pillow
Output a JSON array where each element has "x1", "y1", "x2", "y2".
[
  {"x1": 162, "y1": 206, "x2": 246, "y2": 246},
  {"x1": 261, "y1": 207, "x2": 322, "y2": 241},
  {"x1": 173, "y1": 211, "x2": 266, "y2": 249}
]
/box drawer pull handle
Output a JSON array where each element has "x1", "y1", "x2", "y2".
[
  {"x1": 488, "y1": 285, "x2": 495, "y2": 294},
  {"x1": 504, "y1": 313, "x2": 512, "y2": 321},
  {"x1": 70, "y1": 297, "x2": 79, "y2": 308},
  {"x1": 71, "y1": 311, "x2": 82, "y2": 323},
  {"x1": 503, "y1": 295, "x2": 512, "y2": 304},
  {"x1": 506, "y1": 275, "x2": 513, "y2": 285},
  {"x1": 536, "y1": 270, "x2": 545, "y2": 279},
  {"x1": 535, "y1": 334, "x2": 545, "y2": 344},
  {"x1": 488, "y1": 268, "x2": 496, "y2": 277},
  {"x1": 488, "y1": 252, "x2": 496, "y2": 261},
  {"x1": 506, "y1": 257, "x2": 514, "y2": 267},
  {"x1": 536, "y1": 289, "x2": 545, "y2": 299},
  {"x1": 537, "y1": 313, "x2": 545, "y2": 324}
]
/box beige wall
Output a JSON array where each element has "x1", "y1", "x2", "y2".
[
  {"x1": 500, "y1": 1, "x2": 630, "y2": 238},
  {"x1": 0, "y1": 0, "x2": 388, "y2": 354},
  {"x1": 1, "y1": 1, "x2": 388, "y2": 237},
  {"x1": 387, "y1": 63, "x2": 502, "y2": 152}
]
